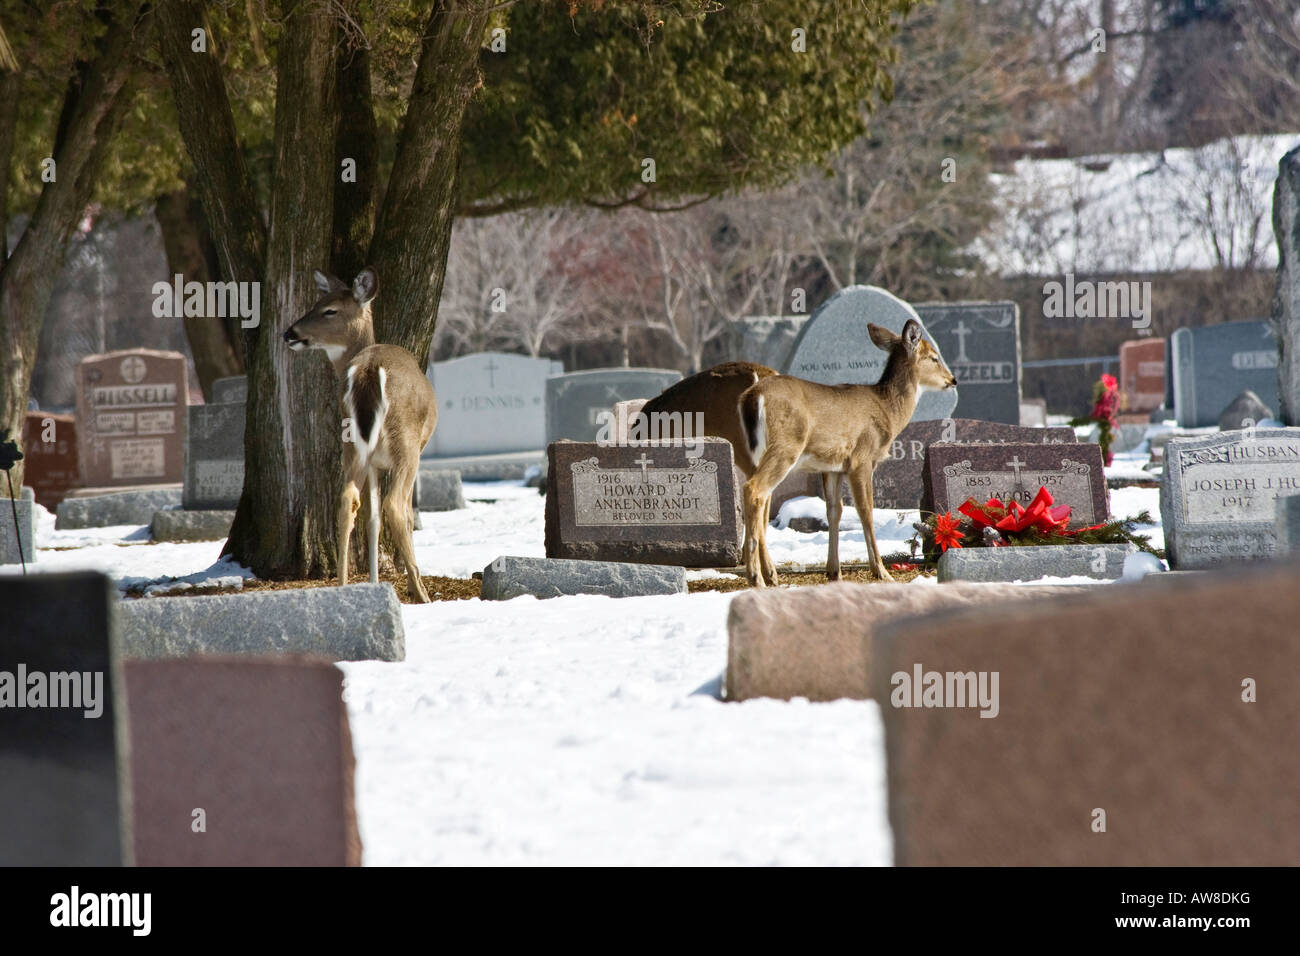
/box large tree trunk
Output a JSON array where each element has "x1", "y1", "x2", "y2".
[
  {"x1": 155, "y1": 188, "x2": 245, "y2": 399},
  {"x1": 0, "y1": 5, "x2": 147, "y2": 494}
]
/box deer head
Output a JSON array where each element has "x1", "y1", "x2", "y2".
[
  {"x1": 283, "y1": 267, "x2": 379, "y2": 363},
  {"x1": 868, "y1": 319, "x2": 957, "y2": 394}
]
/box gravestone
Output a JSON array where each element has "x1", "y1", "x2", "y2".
[
  {"x1": 781, "y1": 285, "x2": 958, "y2": 421},
  {"x1": 721, "y1": 315, "x2": 807, "y2": 370},
  {"x1": 21, "y1": 411, "x2": 79, "y2": 509},
  {"x1": 1118, "y1": 338, "x2": 1165, "y2": 413},
  {"x1": 76, "y1": 349, "x2": 188, "y2": 487},
  {"x1": 481, "y1": 555, "x2": 686, "y2": 600},
  {"x1": 211, "y1": 375, "x2": 248, "y2": 404},
  {"x1": 923, "y1": 441, "x2": 1109, "y2": 528},
  {"x1": 1218, "y1": 390, "x2": 1273, "y2": 431},
  {"x1": 1170, "y1": 321, "x2": 1279, "y2": 428},
  {"x1": 545, "y1": 368, "x2": 682, "y2": 444},
  {"x1": 0, "y1": 572, "x2": 125, "y2": 865},
  {"x1": 57, "y1": 487, "x2": 182, "y2": 529},
  {"x1": 914, "y1": 302, "x2": 1020, "y2": 424},
  {"x1": 1272, "y1": 144, "x2": 1300, "y2": 424},
  {"x1": 1160, "y1": 428, "x2": 1300, "y2": 569},
  {"x1": 424, "y1": 351, "x2": 563, "y2": 457},
  {"x1": 1019, "y1": 398, "x2": 1048, "y2": 428},
  {"x1": 545, "y1": 438, "x2": 741, "y2": 566},
  {"x1": 0, "y1": 486, "x2": 35, "y2": 566},
  {"x1": 183, "y1": 401, "x2": 244, "y2": 509},
  {"x1": 936, "y1": 543, "x2": 1136, "y2": 582},
  {"x1": 874, "y1": 564, "x2": 1300, "y2": 864},
  {"x1": 125, "y1": 657, "x2": 361, "y2": 866}
]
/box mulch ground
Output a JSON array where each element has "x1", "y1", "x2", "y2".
[{"x1": 124, "y1": 559, "x2": 933, "y2": 603}]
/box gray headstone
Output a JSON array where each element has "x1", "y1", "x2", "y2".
[
  {"x1": 1275, "y1": 495, "x2": 1300, "y2": 556},
  {"x1": 481, "y1": 555, "x2": 687, "y2": 600},
  {"x1": 1019, "y1": 398, "x2": 1048, "y2": 427},
  {"x1": 781, "y1": 285, "x2": 959, "y2": 420},
  {"x1": 914, "y1": 302, "x2": 1021, "y2": 424},
  {"x1": 545, "y1": 368, "x2": 683, "y2": 444},
  {"x1": 150, "y1": 509, "x2": 234, "y2": 542},
  {"x1": 0, "y1": 571, "x2": 125, "y2": 865},
  {"x1": 0, "y1": 492, "x2": 35, "y2": 565},
  {"x1": 211, "y1": 375, "x2": 248, "y2": 404},
  {"x1": 183, "y1": 402, "x2": 244, "y2": 510},
  {"x1": 1160, "y1": 428, "x2": 1300, "y2": 568},
  {"x1": 721, "y1": 315, "x2": 808, "y2": 370},
  {"x1": 937, "y1": 543, "x2": 1137, "y2": 582},
  {"x1": 1218, "y1": 390, "x2": 1274, "y2": 431},
  {"x1": 1272, "y1": 144, "x2": 1300, "y2": 424},
  {"x1": 56, "y1": 487, "x2": 183, "y2": 529},
  {"x1": 1171, "y1": 321, "x2": 1279, "y2": 428},
  {"x1": 425, "y1": 352, "x2": 563, "y2": 457},
  {"x1": 75, "y1": 349, "x2": 188, "y2": 487},
  {"x1": 545, "y1": 438, "x2": 742, "y2": 567},
  {"x1": 116, "y1": 583, "x2": 404, "y2": 662},
  {"x1": 924, "y1": 442, "x2": 1110, "y2": 528},
  {"x1": 415, "y1": 467, "x2": 465, "y2": 511},
  {"x1": 874, "y1": 419, "x2": 1074, "y2": 509}
]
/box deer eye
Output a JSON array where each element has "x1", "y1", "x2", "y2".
[{"x1": 324, "y1": 308, "x2": 338, "y2": 315}]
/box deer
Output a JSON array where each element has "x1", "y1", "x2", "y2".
[
  {"x1": 283, "y1": 267, "x2": 437, "y2": 603},
  {"x1": 736, "y1": 319, "x2": 956, "y2": 587}
]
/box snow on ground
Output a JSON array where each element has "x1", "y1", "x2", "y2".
[
  {"x1": 340, "y1": 592, "x2": 890, "y2": 866},
  {"x1": 5, "y1": 476, "x2": 1169, "y2": 864}
]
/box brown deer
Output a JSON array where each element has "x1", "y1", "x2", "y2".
[
  {"x1": 737, "y1": 319, "x2": 956, "y2": 587},
  {"x1": 283, "y1": 267, "x2": 437, "y2": 602}
]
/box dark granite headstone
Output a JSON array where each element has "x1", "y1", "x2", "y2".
[
  {"x1": 545, "y1": 438, "x2": 741, "y2": 566},
  {"x1": 0, "y1": 572, "x2": 125, "y2": 865},
  {"x1": 183, "y1": 402, "x2": 244, "y2": 510},
  {"x1": 21, "y1": 411, "x2": 80, "y2": 509},
  {"x1": 781, "y1": 285, "x2": 958, "y2": 420},
  {"x1": 914, "y1": 302, "x2": 1021, "y2": 424},
  {"x1": 924, "y1": 441, "x2": 1109, "y2": 527},
  {"x1": 211, "y1": 375, "x2": 248, "y2": 404},
  {"x1": 1160, "y1": 428, "x2": 1300, "y2": 569},
  {"x1": 1170, "y1": 320, "x2": 1279, "y2": 428},
  {"x1": 545, "y1": 368, "x2": 683, "y2": 444},
  {"x1": 125, "y1": 656, "x2": 361, "y2": 866},
  {"x1": 75, "y1": 349, "x2": 188, "y2": 487},
  {"x1": 0, "y1": 486, "x2": 35, "y2": 566}
]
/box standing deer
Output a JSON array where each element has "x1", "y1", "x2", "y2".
[
  {"x1": 283, "y1": 267, "x2": 437, "y2": 602},
  {"x1": 737, "y1": 319, "x2": 956, "y2": 587}
]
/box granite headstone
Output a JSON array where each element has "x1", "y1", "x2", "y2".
[
  {"x1": 183, "y1": 401, "x2": 245, "y2": 510},
  {"x1": 424, "y1": 351, "x2": 563, "y2": 457},
  {"x1": 914, "y1": 302, "x2": 1020, "y2": 424},
  {"x1": 76, "y1": 349, "x2": 188, "y2": 487},
  {"x1": 545, "y1": 368, "x2": 682, "y2": 444},
  {"x1": 1118, "y1": 338, "x2": 1165, "y2": 414},
  {"x1": 1170, "y1": 321, "x2": 1279, "y2": 428},
  {"x1": 21, "y1": 411, "x2": 79, "y2": 509},
  {"x1": 781, "y1": 285, "x2": 958, "y2": 421}
]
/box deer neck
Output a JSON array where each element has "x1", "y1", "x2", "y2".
[
  {"x1": 328, "y1": 310, "x2": 377, "y2": 381},
  {"x1": 873, "y1": 349, "x2": 923, "y2": 431}
]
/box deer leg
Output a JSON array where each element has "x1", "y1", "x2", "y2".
[
  {"x1": 385, "y1": 460, "x2": 430, "y2": 604},
  {"x1": 337, "y1": 479, "x2": 361, "y2": 588},
  {"x1": 743, "y1": 449, "x2": 799, "y2": 587},
  {"x1": 823, "y1": 471, "x2": 844, "y2": 581},
  {"x1": 366, "y1": 466, "x2": 381, "y2": 586},
  {"x1": 847, "y1": 468, "x2": 893, "y2": 582},
  {"x1": 759, "y1": 492, "x2": 779, "y2": 586}
]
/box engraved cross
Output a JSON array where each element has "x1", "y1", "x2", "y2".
[
  {"x1": 485, "y1": 358, "x2": 499, "y2": 389},
  {"x1": 952, "y1": 320, "x2": 971, "y2": 363},
  {"x1": 634, "y1": 453, "x2": 653, "y2": 482},
  {"x1": 1006, "y1": 455, "x2": 1027, "y2": 483}
]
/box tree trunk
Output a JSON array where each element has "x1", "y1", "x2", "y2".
[
  {"x1": 155, "y1": 188, "x2": 244, "y2": 399},
  {"x1": 226, "y1": 0, "x2": 341, "y2": 578},
  {"x1": 369, "y1": 2, "x2": 491, "y2": 368},
  {"x1": 0, "y1": 5, "x2": 147, "y2": 494}
]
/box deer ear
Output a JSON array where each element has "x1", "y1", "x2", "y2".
[
  {"x1": 901, "y1": 319, "x2": 923, "y2": 353},
  {"x1": 867, "y1": 323, "x2": 900, "y2": 351},
  {"x1": 352, "y1": 267, "x2": 378, "y2": 305},
  {"x1": 313, "y1": 270, "x2": 341, "y2": 296}
]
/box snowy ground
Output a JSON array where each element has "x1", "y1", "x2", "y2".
[{"x1": 5, "y1": 475, "x2": 1165, "y2": 865}]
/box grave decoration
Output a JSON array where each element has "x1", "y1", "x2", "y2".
[
  {"x1": 1068, "y1": 374, "x2": 1119, "y2": 465},
  {"x1": 911, "y1": 486, "x2": 1155, "y2": 563}
]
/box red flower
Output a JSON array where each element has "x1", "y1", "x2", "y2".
[
  {"x1": 934, "y1": 512, "x2": 965, "y2": 552},
  {"x1": 1100, "y1": 373, "x2": 1118, "y2": 392}
]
